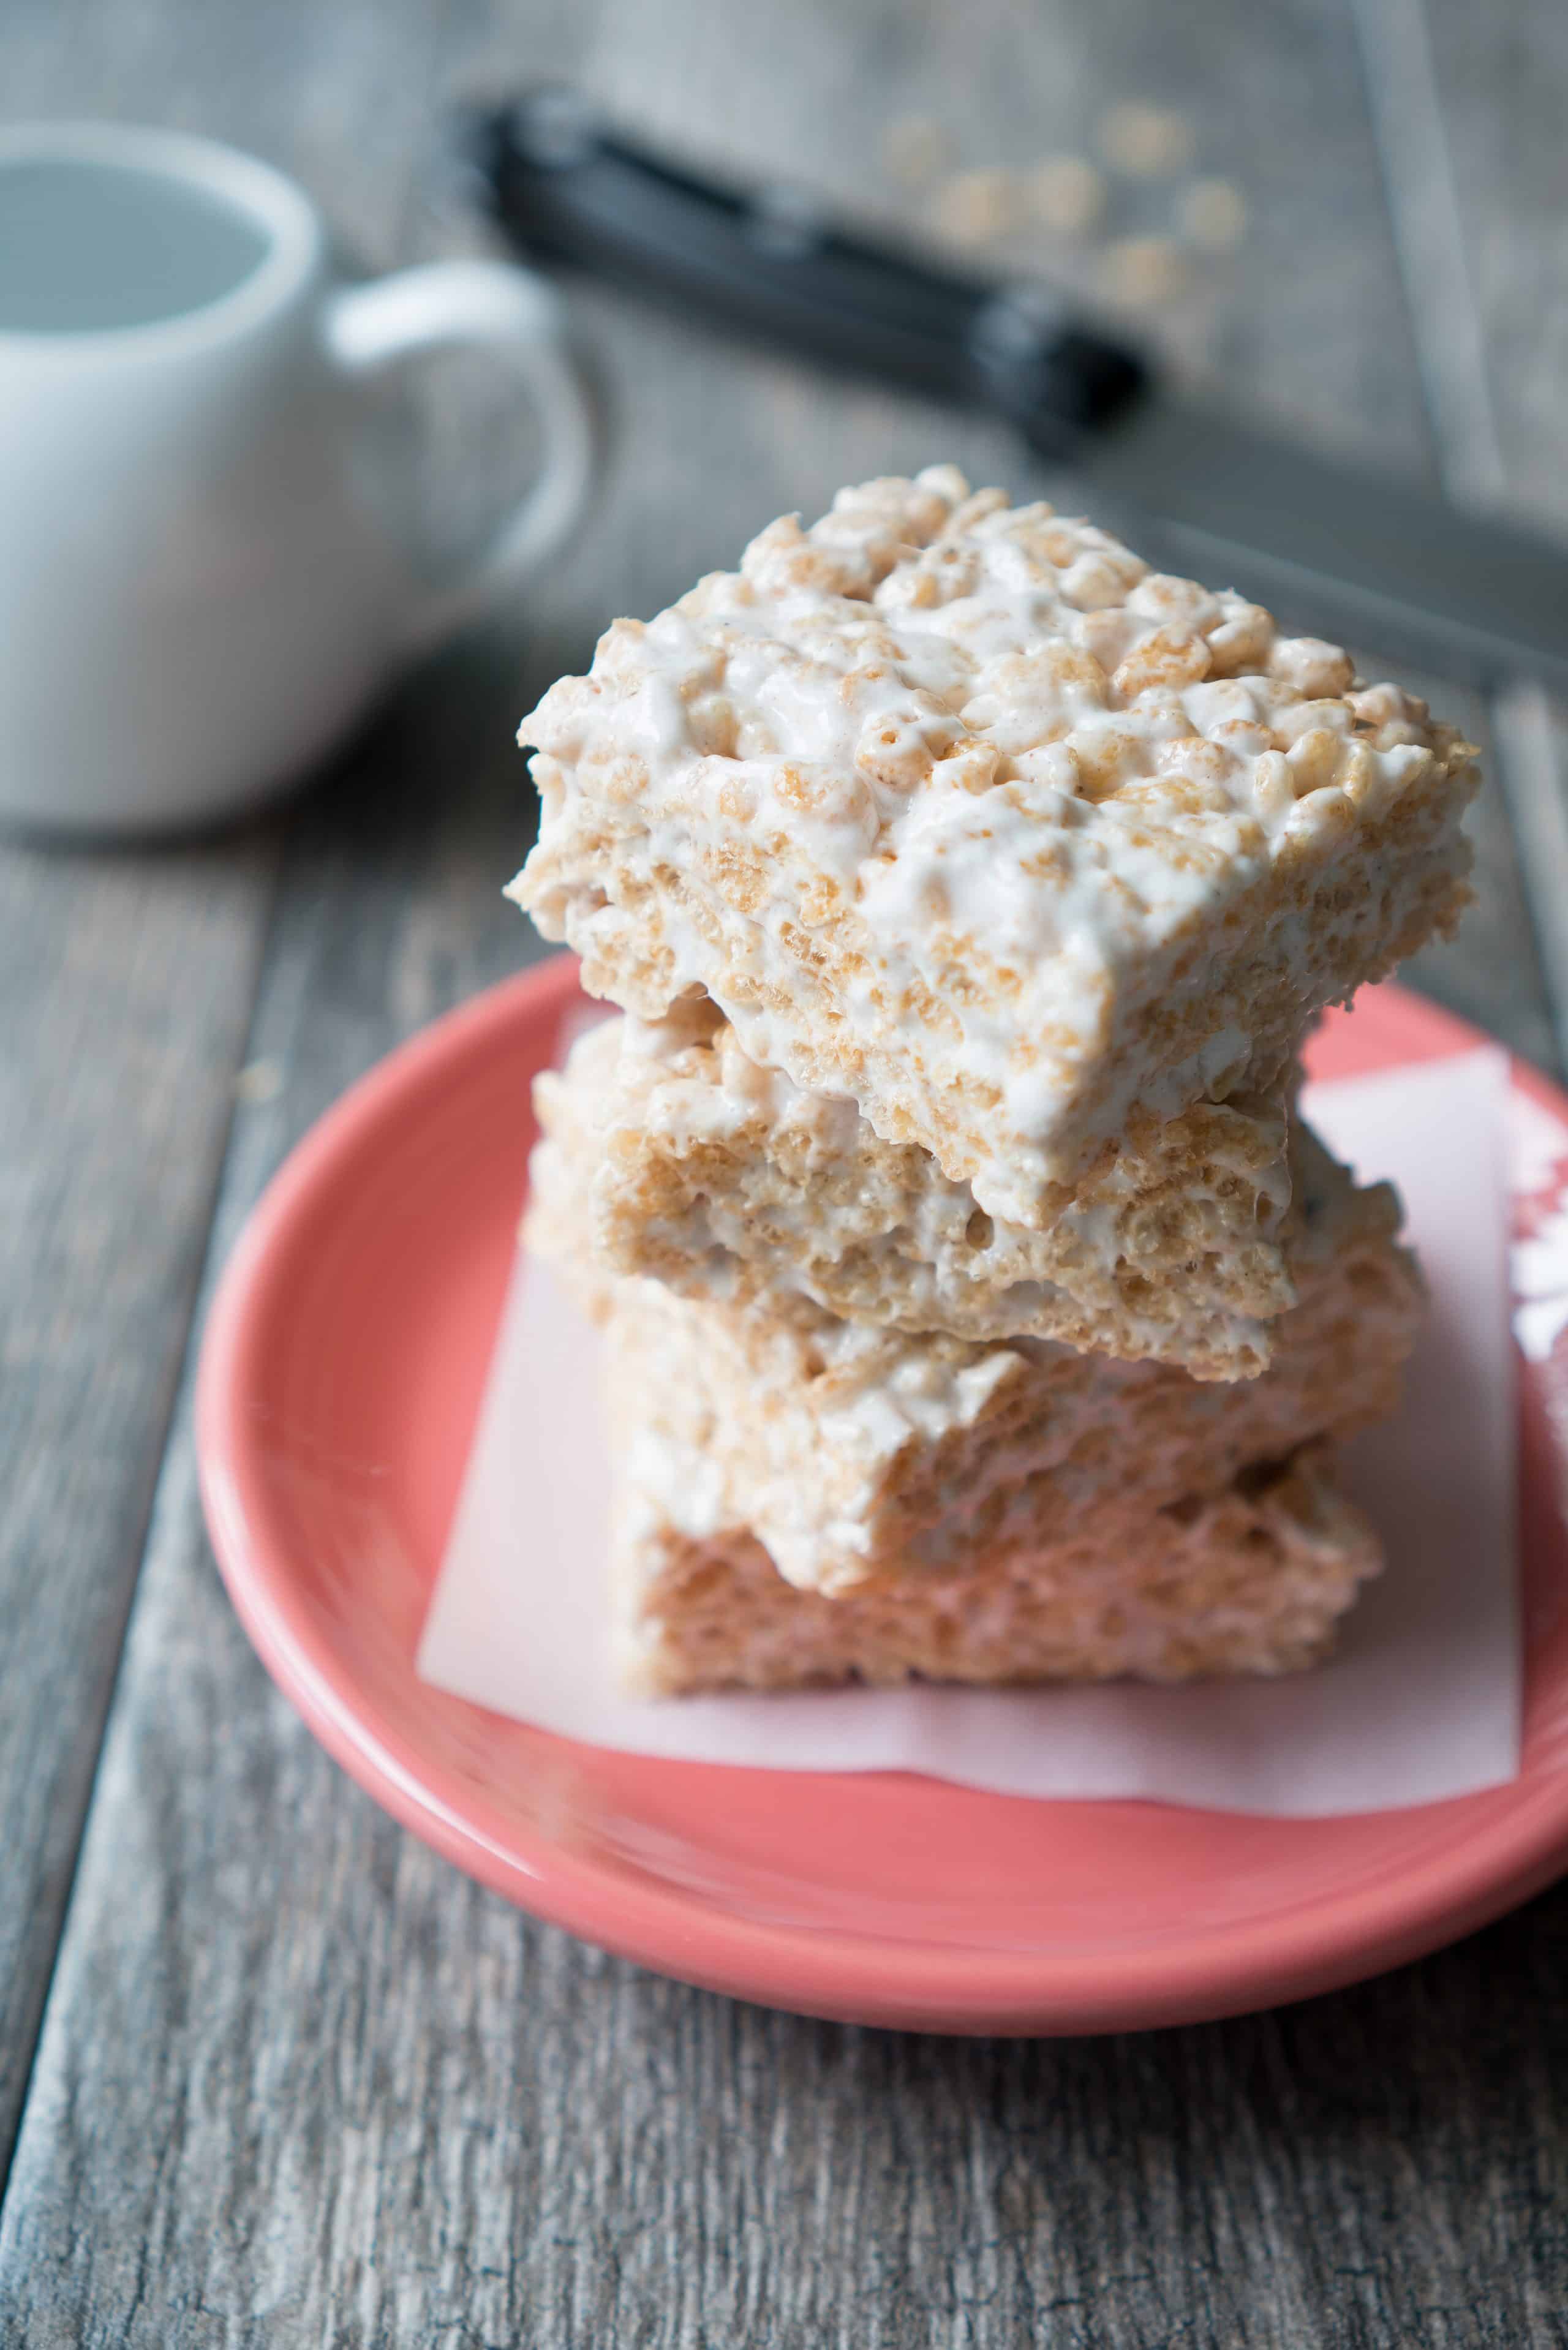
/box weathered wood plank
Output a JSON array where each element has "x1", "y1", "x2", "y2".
[
  {"x1": 1354, "y1": 0, "x2": 1568, "y2": 1071},
  {"x1": 0, "y1": 830, "x2": 278, "y2": 2174},
  {"x1": 1415, "y1": 0, "x2": 1568, "y2": 1075},
  {"x1": 1491, "y1": 687, "x2": 1568, "y2": 1075},
  {"x1": 1, "y1": 0, "x2": 1562, "y2": 2343},
  {"x1": 1362, "y1": 0, "x2": 1568, "y2": 511},
  {"x1": 0, "y1": 0, "x2": 464, "y2": 2187},
  {"x1": 1382, "y1": 684, "x2": 1558, "y2": 1072}
]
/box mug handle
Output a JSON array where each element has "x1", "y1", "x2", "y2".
[{"x1": 323, "y1": 260, "x2": 594, "y2": 658}]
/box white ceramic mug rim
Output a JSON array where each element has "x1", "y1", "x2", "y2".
[{"x1": 0, "y1": 119, "x2": 323, "y2": 355}]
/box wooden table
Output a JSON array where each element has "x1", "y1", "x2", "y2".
[{"x1": 3, "y1": 1, "x2": 1566, "y2": 2339}]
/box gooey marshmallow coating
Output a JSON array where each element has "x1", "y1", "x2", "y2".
[{"x1": 513, "y1": 467, "x2": 1474, "y2": 1226}]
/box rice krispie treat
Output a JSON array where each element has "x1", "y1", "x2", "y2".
[
  {"x1": 529, "y1": 1115, "x2": 1421, "y2": 1596},
  {"x1": 536, "y1": 1003, "x2": 1297, "y2": 1380},
  {"x1": 510, "y1": 467, "x2": 1477, "y2": 1228},
  {"x1": 613, "y1": 1441, "x2": 1382, "y2": 1693}
]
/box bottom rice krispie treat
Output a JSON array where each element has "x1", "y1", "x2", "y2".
[
  {"x1": 528, "y1": 1113, "x2": 1422, "y2": 1597},
  {"x1": 535, "y1": 1006, "x2": 1298, "y2": 1380},
  {"x1": 612, "y1": 1439, "x2": 1383, "y2": 1694}
]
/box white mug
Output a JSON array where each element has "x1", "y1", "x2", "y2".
[{"x1": 0, "y1": 121, "x2": 594, "y2": 835}]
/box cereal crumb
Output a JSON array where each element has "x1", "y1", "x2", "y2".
[
  {"x1": 1099, "y1": 102, "x2": 1196, "y2": 178},
  {"x1": 1027, "y1": 155, "x2": 1107, "y2": 238},
  {"x1": 880, "y1": 116, "x2": 952, "y2": 187},
  {"x1": 929, "y1": 167, "x2": 1019, "y2": 248},
  {"x1": 235, "y1": 1058, "x2": 283, "y2": 1105},
  {"x1": 1099, "y1": 233, "x2": 1191, "y2": 308},
  {"x1": 1179, "y1": 176, "x2": 1249, "y2": 250}
]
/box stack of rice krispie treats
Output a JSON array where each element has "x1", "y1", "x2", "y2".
[{"x1": 509, "y1": 467, "x2": 1477, "y2": 1695}]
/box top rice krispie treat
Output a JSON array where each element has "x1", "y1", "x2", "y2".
[{"x1": 511, "y1": 467, "x2": 1477, "y2": 1228}]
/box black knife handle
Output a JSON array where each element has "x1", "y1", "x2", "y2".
[{"x1": 460, "y1": 88, "x2": 1150, "y2": 458}]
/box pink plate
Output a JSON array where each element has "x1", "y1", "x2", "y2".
[{"x1": 197, "y1": 960, "x2": 1568, "y2": 2034}]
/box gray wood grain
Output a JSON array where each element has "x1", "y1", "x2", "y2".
[
  {"x1": 1354, "y1": 0, "x2": 1568, "y2": 1073},
  {"x1": 1383, "y1": 682, "x2": 1558, "y2": 1072},
  {"x1": 1413, "y1": 0, "x2": 1568, "y2": 1079},
  {"x1": 1370, "y1": 0, "x2": 1568, "y2": 512},
  {"x1": 1, "y1": 0, "x2": 1565, "y2": 2343},
  {"x1": 0, "y1": 0, "x2": 448, "y2": 2191},
  {"x1": 0, "y1": 830, "x2": 278, "y2": 2175}
]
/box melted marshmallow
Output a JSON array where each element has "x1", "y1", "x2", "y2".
[{"x1": 513, "y1": 467, "x2": 1474, "y2": 1222}]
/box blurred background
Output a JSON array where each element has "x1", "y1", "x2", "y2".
[
  {"x1": 4, "y1": 0, "x2": 1564, "y2": 1021},
  {"x1": 3, "y1": 2, "x2": 1568, "y2": 2340}
]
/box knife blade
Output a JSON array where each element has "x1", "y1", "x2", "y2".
[{"x1": 461, "y1": 88, "x2": 1568, "y2": 693}]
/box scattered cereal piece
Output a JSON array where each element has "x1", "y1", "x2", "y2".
[
  {"x1": 929, "y1": 167, "x2": 1019, "y2": 248},
  {"x1": 1178, "y1": 175, "x2": 1249, "y2": 250},
  {"x1": 1099, "y1": 101, "x2": 1196, "y2": 178},
  {"x1": 1026, "y1": 154, "x2": 1107, "y2": 238},
  {"x1": 235, "y1": 1058, "x2": 283, "y2": 1106},
  {"x1": 1099, "y1": 233, "x2": 1191, "y2": 308},
  {"x1": 880, "y1": 116, "x2": 952, "y2": 187}
]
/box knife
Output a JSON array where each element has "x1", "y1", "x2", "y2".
[{"x1": 461, "y1": 87, "x2": 1568, "y2": 694}]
